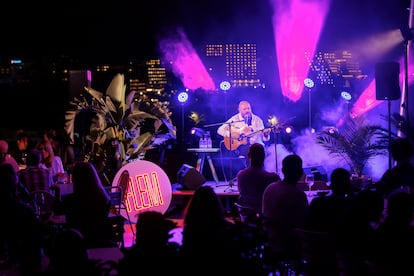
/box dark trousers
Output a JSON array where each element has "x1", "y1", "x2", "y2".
[{"x1": 219, "y1": 142, "x2": 249, "y2": 181}]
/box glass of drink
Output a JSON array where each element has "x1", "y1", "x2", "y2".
[{"x1": 306, "y1": 174, "x2": 315, "y2": 191}]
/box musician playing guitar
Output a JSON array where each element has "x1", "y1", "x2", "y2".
[{"x1": 217, "y1": 100, "x2": 270, "y2": 166}]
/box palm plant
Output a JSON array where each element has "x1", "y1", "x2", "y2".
[
  {"x1": 64, "y1": 73, "x2": 176, "y2": 165},
  {"x1": 316, "y1": 116, "x2": 393, "y2": 176}
]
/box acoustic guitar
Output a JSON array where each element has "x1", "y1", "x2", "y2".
[{"x1": 223, "y1": 127, "x2": 272, "y2": 151}]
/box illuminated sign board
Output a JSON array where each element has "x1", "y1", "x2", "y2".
[{"x1": 112, "y1": 160, "x2": 172, "y2": 223}]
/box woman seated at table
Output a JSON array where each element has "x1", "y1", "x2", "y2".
[{"x1": 56, "y1": 161, "x2": 113, "y2": 248}]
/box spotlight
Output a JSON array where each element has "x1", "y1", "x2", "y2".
[
  {"x1": 220, "y1": 81, "x2": 231, "y2": 91},
  {"x1": 177, "y1": 91, "x2": 189, "y2": 104},
  {"x1": 304, "y1": 78, "x2": 315, "y2": 88},
  {"x1": 340, "y1": 91, "x2": 352, "y2": 101},
  {"x1": 190, "y1": 127, "x2": 208, "y2": 138},
  {"x1": 284, "y1": 126, "x2": 293, "y2": 134},
  {"x1": 322, "y1": 126, "x2": 338, "y2": 134},
  {"x1": 267, "y1": 115, "x2": 279, "y2": 127}
]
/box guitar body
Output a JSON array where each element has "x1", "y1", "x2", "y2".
[
  {"x1": 223, "y1": 127, "x2": 272, "y2": 151},
  {"x1": 223, "y1": 136, "x2": 248, "y2": 151},
  {"x1": 223, "y1": 128, "x2": 251, "y2": 151}
]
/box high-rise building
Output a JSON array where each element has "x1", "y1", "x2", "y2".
[
  {"x1": 205, "y1": 43, "x2": 261, "y2": 89},
  {"x1": 146, "y1": 59, "x2": 167, "y2": 93},
  {"x1": 307, "y1": 50, "x2": 366, "y2": 86}
]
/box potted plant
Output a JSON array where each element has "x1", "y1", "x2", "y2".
[
  {"x1": 316, "y1": 116, "x2": 392, "y2": 177},
  {"x1": 64, "y1": 73, "x2": 177, "y2": 168}
]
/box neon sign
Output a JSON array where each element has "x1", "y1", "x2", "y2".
[{"x1": 112, "y1": 160, "x2": 172, "y2": 223}]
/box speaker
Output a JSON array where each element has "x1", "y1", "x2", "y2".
[
  {"x1": 375, "y1": 61, "x2": 401, "y2": 100},
  {"x1": 69, "y1": 70, "x2": 92, "y2": 99},
  {"x1": 303, "y1": 166, "x2": 328, "y2": 182},
  {"x1": 177, "y1": 164, "x2": 206, "y2": 190}
]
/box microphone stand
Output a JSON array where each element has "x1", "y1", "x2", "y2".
[
  {"x1": 226, "y1": 121, "x2": 234, "y2": 190},
  {"x1": 205, "y1": 120, "x2": 244, "y2": 189},
  {"x1": 272, "y1": 126, "x2": 280, "y2": 174}
]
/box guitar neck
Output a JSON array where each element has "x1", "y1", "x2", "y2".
[{"x1": 244, "y1": 127, "x2": 271, "y2": 138}]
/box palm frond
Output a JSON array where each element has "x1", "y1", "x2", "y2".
[
  {"x1": 316, "y1": 116, "x2": 389, "y2": 175},
  {"x1": 106, "y1": 73, "x2": 126, "y2": 112},
  {"x1": 64, "y1": 73, "x2": 177, "y2": 165}
]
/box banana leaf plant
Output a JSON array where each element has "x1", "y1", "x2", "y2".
[
  {"x1": 316, "y1": 116, "x2": 393, "y2": 176},
  {"x1": 64, "y1": 73, "x2": 176, "y2": 167}
]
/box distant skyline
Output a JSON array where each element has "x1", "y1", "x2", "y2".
[{"x1": 0, "y1": 0, "x2": 412, "y2": 133}]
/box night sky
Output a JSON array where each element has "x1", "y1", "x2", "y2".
[
  {"x1": 0, "y1": 0, "x2": 412, "y2": 133},
  {"x1": 2, "y1": 0, "x2": 410, "y2": 62}
]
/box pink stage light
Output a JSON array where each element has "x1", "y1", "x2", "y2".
[
  {"x1": 271, "y1": 0, "x2": 330, "y2": 102},
  {"x1": 159, "y1": 28, "x2": 216, "y2": 92}
]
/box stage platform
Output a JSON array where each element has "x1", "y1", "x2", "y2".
[{"x1": 167, "y1": 180, "x2": 240, "y2": 220}]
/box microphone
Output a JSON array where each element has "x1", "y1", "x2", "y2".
[{"x1": 244, "y1": 115, "x2": 249, "y2": 125}]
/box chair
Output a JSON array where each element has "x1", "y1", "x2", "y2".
[
  {"x1": 260, "y1": 218, "x2": 304, "y2": 276},
  {"x1": 295, "y1": 228, "x2": 339, "y2": 276},
  {"x1": 233, "y1": 202, "x2": 269, "y2": 273},
  {"x1": 234, "y1": 202, "x2": 262, "y2": 227},
  {"x1": 114, "y1": 171, "x2": 136, "y2": 243},
  {"x1": 30, "y1": 190, "x2": 56, "y2": 221},
  {"x1": 105, "y1": 186, "x2": 123, "y2": 216},
  {"x1": 104, "y1": 186, "x2": 126, "y2": 248}
]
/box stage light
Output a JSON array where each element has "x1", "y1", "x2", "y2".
[
  {"x1": 177, "y1": 91, "x2": 189, "y2": 103},
  {"x1": 190, "y1": 127, "x2": 208, "y2": 138},
  {"x1": 178, "y1": 91, "x2": 189, "y2": 142},
  {"x1": 322, "y1": 126, "x2": 338, "y2": 134},
  {"x1": 341, "y1": 91, "x2": 352, "y2": 101},
  {"x1": 220, "y1": 81, "x2": 231, "y2": 91},
  {"x1": 304, "y1": 78, "x2": 315, "y2": 88},
  {"x1": 400, "y1": 25, "x2": 414, "y2": 42},
  {"x1": 284, "y1": 126, "x2": 293, "y2": 134},
  {"x1": 267, "y1": 115, "x2": 279, "y2": 127},
  {"x1": 304, "y1": 78, "x2": 315, "y2": 130}
]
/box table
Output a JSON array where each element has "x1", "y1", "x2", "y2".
[
  {"x1": 56, "y1": 183, "x2": 73, "y2": 196},
  {"x1": 172, "y1": 181, "x2": 239, "y2": 196},
  {"x1": 187, "y1": 148, "x2": 220, "y2": 185},
  {"x1": 305, "y1": 190, "x2": 331, "y2": 203}
]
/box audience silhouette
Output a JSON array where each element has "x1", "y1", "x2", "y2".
[
  {"x1": 118, "y1": 211, "x2": 180, "y2": 275},
  {"x1": 180, "y1": 185, "x2": 246, "y2": 274},
  {"x1": 0, "y1": 139, "x2": 20, "y2": 172},
  {"x1": 18, "y1": 148, "x2": 52, "y2": 193},
  {"x1": 306, "y1": 167, "x2": 352, "y2": 233},
  {"x1": 3, "y1": 129, "x2": 414, "y2": 276},
  {"x1": 56, "y1": 161, "x2": 113, "y2": 248},
  {"x1": 42, "y1": 227, "x2": 101, "y2": 276},
  {"x1": 0, "y1": 163, "x2": 43, "y2": 275},
  {"x1": 377, "y1": 137, "x2": 414, "y2": 198},
  {"x1": 262, "y1": 154, "x2": 308, "y2": 263},
  {"x1": 337, "y1": 189, "x2": 384, "y2": 275},
  {"x1": 9, "y1": 131, "x2": 32, "y2": 168},
  {"x1": 237, "y1": 143, "x2": 280, "y2": 215},
  {"x1": 36, "y1": 140, "x2": 66, "y2": 185},
  {"x1": 374, "y1": 191, "x2": 414, "y2": 275}
]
